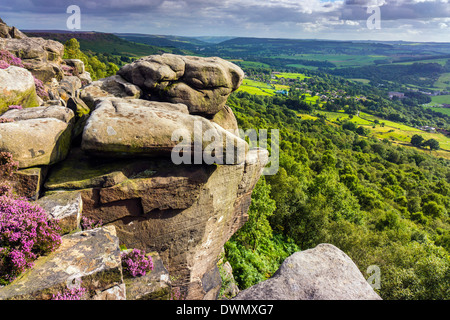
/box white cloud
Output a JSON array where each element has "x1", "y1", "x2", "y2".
[{"x1": 1, "y1": 0, "x2": 449, "y2": 41}]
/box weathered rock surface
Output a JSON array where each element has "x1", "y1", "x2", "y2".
[
  {"x1": 124, "y1": 251, "x2": 172, "y2": 300},
  {"x1": 0, "y1": 105, "x2": 75, "y2": 124},
  {"x1": 0, "y1": 18, "x2": 26, "y2": 39},
  {"x1": 37, "y1": 191, "x2": 83, "y2": 235},
  {"x1": 80, "y1": 75, "x2": 142, "y2": 109},
  {"x1": 233, "y1": 244, "x2": 382, "y2": 300},
  {"x1": 212, "y1": 105, "x2": 239, "y2": 134},
  {"x1": 42, "y1": 147, "x2": 268, "y2": 299},
  {"x1": 0, "y1": 117, "x2": 72, "y2": 168},
  {"x1": 44, "y1": 147, "x2": 154, "y2": 190},
  {"x1": 0, "y1": 226, "x2": 125, "y2": 300},
  {"x1": 118, "y1": 54, "x2": 244, "y2": 115},
  {"x1": 63, "y1": 59, "x2": 85, "y2": 74},
  {"x1": 8, "y1": 166, "x2": 48, "y2": 200},
  {"x1": 81, "y1": 98, "x2": 248, "y2": 164},
  {"x1": 0, "y1": 36, "x2": 64, "y2": 83},
  {"x1": 58, "y1": 76, "x2": 82, "y2": 101},
  {"x1": 0, "y1": 66, "x2": 39, "y2": 114}
]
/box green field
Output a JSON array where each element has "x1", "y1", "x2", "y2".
[
  {"x1": 274, "y1": 54, "x2": 387, "y2": 68},
  {"x1": 273, "y1": 72, "x2": 309, "y2": 80},
  {"x1": 229, "y1": 60, "x2": 271, "y2": 69},
  {"x1": 237, "y1": 79, "x2": 276, "y2": 96},
  {"x1": 433, "y1": 73, "x2": 450, "y2": 91},
  {"x1": 310, "y1": 110, "x2": 450, "y2": 156},
  {"x1": 422, "y1": 95, "x2": 450, "y2": 115},
  {"x1": 431, "y1": 94, "x2": 450, "y2": 104},
  {"x1": 390, "y1": 58, "x2": 449, "y2": 66},
  {"x1": 424, "y1": 106, "x2": 450, "y2": 116},
  {"x1": 286, "y1": 64, "x2": 318, "y2": 70}
]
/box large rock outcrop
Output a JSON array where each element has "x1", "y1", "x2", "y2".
[
  {"x1": 0, "y1": 66, "x2": 39, "y2": 113},
  {"x1": 42, "y1": 147, "x2": 268, "y2": 300},
  {"x1": 233, "y1": 244, "x2": 382, "y2": 300},
  {"x1": 0, "y1": 36, "x2": 64, "y2": 83},
  {"x1": 0, "y1": 23, "x2": 268, "y2": 299},
  {"x1": 0, "y1": 18, "x2": 26, "y2": 39},
  {"x1": 118, "y1": 54, "x2": 244, "y2": 115}
]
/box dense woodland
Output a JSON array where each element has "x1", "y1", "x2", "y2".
[
  {"x1": 59, "y1": 37, "x2": 450, "y2": 300},
  {"x1": 224, "y1": 92, "x2": 450, "y2": 300}
]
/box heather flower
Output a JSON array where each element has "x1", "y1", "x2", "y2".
[
  {"x1": 0, "y1": 60, "x2": 10, "y2": 69},
  {"x1": 81, "y1": 216, "x2": 103, "y2": 230},
  {"x1": 121, "y1": 248, "x2": 154, "y2": 277},
  {"x1": 0, "y1": 152, "x2": 19, "y2": 177},
  {"x1": 170, "y1": 287, "x2": 185, "y2": 300},
  {"x1": 0, "y1": 195, "x2": 62, "y2": 284},
  {"x1": 61, "y1": 65, "x2": 74, "y2": 76},
  {"x1": 33, "y1": 76, "x2": 49, "y2": 99},
  {"x1": 52, "y1": 285, "x2": 87, "y2": 300},
  {"x1": 8, "y1": 105, "x2": 23, "y2": 110},
  {"x1": 0, "y1": 181, "x2": 13, "y2": 196},
  {"x1": 0, "y1": 50, "x2": 24, "y2": 68}
]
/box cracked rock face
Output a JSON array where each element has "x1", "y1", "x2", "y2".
[
  {"x1": 42, "y1": 148, "x2": 268, "y2": 300},
  {"x1": 117, "y1": 54, "x2": 245, "y2": 115}
]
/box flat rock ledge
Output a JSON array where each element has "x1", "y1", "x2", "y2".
[{"x1": 0, "y1": 225, "x2": 125, "y2": 300}]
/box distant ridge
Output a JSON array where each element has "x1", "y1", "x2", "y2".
[{"x1": 23, "y1": 30, "x2": 177, "y2": 57}]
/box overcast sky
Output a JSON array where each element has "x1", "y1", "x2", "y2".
[{"x1": 1, "y1": 0, "x2": 449, "y2": 42}]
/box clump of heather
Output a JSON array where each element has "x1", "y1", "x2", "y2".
[
  {"x1": 81, "y1": 216, "x2": 103, "y2": 230},
  {"x1": 8, "y1": 105, "x2": 23, "y2": 110},
  {"x1": 121, "y1": 248, "x2": 154, "y2": 277},
  {"x1": 0, "y1": 195, "x2": 62, "y2": 284},
  {"x1": 170, "y1": 287, "x2": 185, "y2": 300},
  {"x1": 0, "y1": 50, "x2": 24, "y2": 68},
  {"x1": 0, "y1": 181, "x2": 13, "y2": 197},
  {"x1": 0, "y1": 152, "x2": 19, "y2": 177},
  {"x1": 61, "y1": 64, "x2": 74, "y2": 76},
  {"x1": 52, "y1": 285, "x2": 87, "y2": 300},
  {"x1": 33, "y1": 76, "x2": 49, "y2": 99},
  {"x1": 0, "y1": 60, "x2": 9, "y2": 69},
  {"x1": 0, "y1": 118, "x2": 14, "y2": 123}
]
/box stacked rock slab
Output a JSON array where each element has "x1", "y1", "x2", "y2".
[
  {"x1": 0, "y1": 45, "x2": 267, "y2": 299},
  {"x1": 41, "y1": 54, "x2": 264, "y2": 299},
  {"x1": 117, "y1": 54, "x2": 244, "y2": 115}
]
